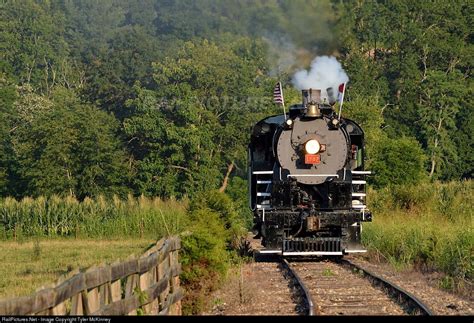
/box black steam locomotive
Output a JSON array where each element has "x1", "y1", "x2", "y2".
[{"x1": 249, "y1": 88, "x2": 372, "y2": 256}]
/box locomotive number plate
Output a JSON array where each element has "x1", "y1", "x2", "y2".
[{"x1": 305, "y1": 154, "x2": 320, "y2": 164}]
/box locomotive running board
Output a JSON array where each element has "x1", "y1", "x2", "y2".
[{"x1": 257, "y1": 250, "x2": 282, "y2": 255}]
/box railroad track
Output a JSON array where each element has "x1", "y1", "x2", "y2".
[{"x1": 281, "y1": 258, "x2": 434, "y2": 316}]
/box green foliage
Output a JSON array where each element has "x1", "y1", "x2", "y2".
[
  {"x1": 124, "y1": 39, "x2": 275, "y2": 198},
  {"x1": 189, "y1": 190, "x2": 246, "y2": 245},
  {"x1": 226, "y1": 176, "x2": 253, "y2": 230},
  {"x1": 0, "y1": 74, "x2": 17, "y2": 195},
  {"x1": 0, "y1": 0, "x2": 70, "y2": 90},
  {"x1": 1, "y1": 0, "x2": 471, "y2": 201},
  {"x1": 180, "y1": 208, "x2": 229, "y2": 281},
  {"x1": 417, "y1": 70, "x2": 470, "y2": 179},
  {"x1": 153, "y1": 0, "x2": 337, "y2": 51},
  {"x1": 342, "y1": 94, "x2": 385, "y2": 151}
]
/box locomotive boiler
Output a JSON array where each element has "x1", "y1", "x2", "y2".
[{"x1": 249, "y1": 88, "x2": 372, "y2": 256}]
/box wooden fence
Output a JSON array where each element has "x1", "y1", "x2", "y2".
[{"x1": 0, "y1": 236, "x2": 183, "y2": 315}]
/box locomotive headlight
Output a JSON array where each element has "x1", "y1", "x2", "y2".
[{"x1": 305, "y1": 139, "x2": 320, "y2": 154}]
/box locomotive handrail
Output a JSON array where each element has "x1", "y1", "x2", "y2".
[
  {"x1": 351, "y1": 170, "x2": 372, "y2": 175},
  {"x1": 253, "y1": 170, "x2": 274, "y2": 174},
  {"x1": 287, "y1": 174, "x2": 339, "y2": 177}
]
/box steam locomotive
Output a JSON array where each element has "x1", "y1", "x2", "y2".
[{"x1": 248, "y1": 88, "x2": 372, "y2": 256}]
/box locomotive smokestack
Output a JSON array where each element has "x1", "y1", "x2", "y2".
[
  {"x1": 326, "y1": 87, "x2": 336, "y2": 106},
  {"x1": 302, "y1": 89, "x2": 321, "y2": 106}
]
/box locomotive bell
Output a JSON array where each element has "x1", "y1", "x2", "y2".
[
  {"x1": 306, "y1": 102, "x2": 321, "y2": 118},
  {"x1": 302, "y1": 89, "x2": 322, "y2": 118}
]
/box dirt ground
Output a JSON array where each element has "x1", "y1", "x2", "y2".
[
  {"x1": 201, "y1": 235, "x2": 473, "y2": 316},
  {"x1": 202, "y1": 261, "x2": 305, "y2": 315},
  {"x1": 347, "y1": 255, "x2": 473, "y2": 315}
]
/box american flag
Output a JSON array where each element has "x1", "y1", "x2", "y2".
[{"x1": 273, "y1": 82, "x2": 284, "y2": 105}]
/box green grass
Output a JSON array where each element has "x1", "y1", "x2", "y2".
[
  {"x1": 363, "y1": 180, "x2": 473, "y2": 293},
  {"x1": 322, "y1": 268, "x2": 334, "y2": 277},
  {"x1": 0, "y1": 238, "x2": 154, "y2": 299}
]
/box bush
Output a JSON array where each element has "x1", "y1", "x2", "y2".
[
  {"x1": 180, "y1": 208, "x2": 229, "y2": 314},
  {"x1": 369, "y1": 137, "x2": 427, "y2": 189},
  {"x1": 180, "y1": 190, "x2": 247, "y2": 314},
  {"x1": 188, "y1": 190, "x2": 246, "y2": 248},
  {"x1": 226, "y1": 176, "x2": 253, "y2": 230}
]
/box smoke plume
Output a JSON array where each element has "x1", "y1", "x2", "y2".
[
  {"x1": 292, "y1": 56, "x2": 348, "y2": 101},
  {"x1": 262, "y1": 35, "x2": 298, "y2": 77}
]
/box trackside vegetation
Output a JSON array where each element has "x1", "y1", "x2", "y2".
[{"x1": 364, "y1": 181, "x2": 473, "y2": 294}]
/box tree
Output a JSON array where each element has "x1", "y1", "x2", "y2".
[
  {"x1": 335, "y1": 0, "x2": 472, "y2": 181},
  {"x1": 0, "y1": 0, "x2": 70, "y2": 92},
  {"x1": 452, "y1": 104, "x2": 474, "y2": 179},
  {"x1": 370, "y1": 137, "x2": 427, "y2": 188},
  {"x1": 124, "y1": 39, "x2": 276, "y2": 197},
  {"x1": 12, "y1": 87, "x2": 130, "y2": 198},
  {"x1": 81, "y1": 25, "x2": 163, "y2": 119},
  {"x1": 418, "y1": 70, "x2": 468, "y2": 179},
  {"x1": 0, "y1": 74, "x2": 18, "y2": 196}
]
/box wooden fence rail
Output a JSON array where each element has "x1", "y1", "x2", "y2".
[{"x1": 0, "y1": 236, "x2": 183, "y2": 315}]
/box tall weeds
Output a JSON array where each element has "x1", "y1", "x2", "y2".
[{"x1": 363, "y1": 180, "x2": 473, "y2": 293}]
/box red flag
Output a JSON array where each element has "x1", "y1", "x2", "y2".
[{"x1": 338, "y1": 83, "x2": 345, "y2": 93}]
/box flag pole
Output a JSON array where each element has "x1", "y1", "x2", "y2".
[
  {"x1": 280, "y1": 82, "x2": 287, "y2": 120},
  {"x1": 338, "y1": 82, "x2": 346, "y2": 120}
]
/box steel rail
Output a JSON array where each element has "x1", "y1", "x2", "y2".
[
  {"x1": 340, "y1": 259, "x2": 434, "y2": 316},
  {"x1": 281, "y1": 259, "x2": 315, "y2": 316}
]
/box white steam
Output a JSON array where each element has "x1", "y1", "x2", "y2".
[{"x1": 292, "y1": 56, "x2": 349, "y2": 102}]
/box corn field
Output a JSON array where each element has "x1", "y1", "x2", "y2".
[{"x1": 0, "y1": 195, "x2": 188, "y2": 240}]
